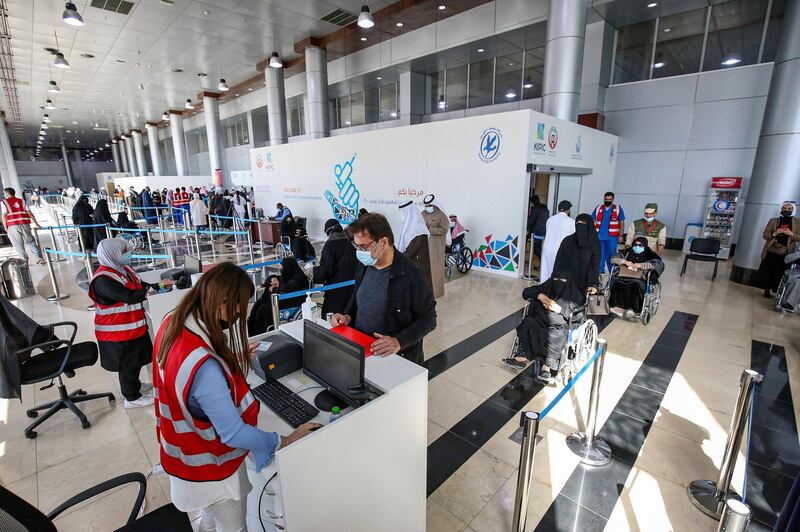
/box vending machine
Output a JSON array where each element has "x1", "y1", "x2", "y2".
[{"x1": 702, "y1": 177, "x2": 745, "y2": 259}]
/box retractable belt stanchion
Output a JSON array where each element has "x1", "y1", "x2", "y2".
[
  {"x1": 83, "y1": 250, "x2": 94, "y2": 278},
  {"x1": 270, "y1": 292, "x2": 281, "y2": 330},
  {"x1": 146, "y1": 228, "x2": 156, "y2": 266},
  {"x1": 194, "y1": 228, "x2": 203, "y2": 261},
  {"x1": 43, "y1": 248, "x2": 69, "y2": 301},
  {"x1": 257, "y1": 219, "x2": 266, "y2": 252},
  {"x1": 247, "y1": 227, "x2": 255, "y2": 265},
  {"x1": 511, "y1": 412, "x2": 540, "y2": 532},
  {"x1": 717, "y1": 499, "x2": 751, "y2": 532},
  {"x1": 105, "y1": 224, "x2": 112, "y2": 240},
  {"x1": 47, "y1": 226, "x2": 66, "y2": 262},
  {"x1": 566, "y1": 338, "x2": 612, "y2": 466},
  {"x1": 523, "y1": 234, "x2": 536, "y2": 281},
  {"x1": 688, "y1": 369, "x2": 762, "y2": 519}
]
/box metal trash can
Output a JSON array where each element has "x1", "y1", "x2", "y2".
[{"x1": 1, "y1": 258, "x2": 36, "y2": 299}]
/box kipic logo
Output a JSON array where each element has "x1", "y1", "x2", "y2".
[
  {"x1": 533, "y1": 122, "x2": 547, "y2": 153},
  {"x1": 255, "y1": 154, "x2": 264, "y2": 168},
  {"x1": 548, "y1": 126, "x2": 558, "y2": 150},
  {"x1": 609, "y1": 142, "x2": 616, "y2": 162},
  {"x1": 256, "y1": 152, "x2": 275, "y2": 171},
  {"x1": 479, "y1": 127, "x2": 502, "y2": 162}
]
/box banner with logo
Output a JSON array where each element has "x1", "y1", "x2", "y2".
[{"x1": 250, "y1": 110, "x2": 618, "y2": 277}]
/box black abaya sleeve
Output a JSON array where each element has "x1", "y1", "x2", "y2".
[{"x1": 91, "y1": 276, "x2": 152, "y2": 306}]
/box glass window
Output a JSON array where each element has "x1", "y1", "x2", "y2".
[
  {"x1": 350, "y1": 91, "x2": 365, "y2": 126},
  {"x1": 329, "y1": 98, "x2": 339, "y2": 130},
  {"x1": 761, "y1": 0, "x2": 786, "y2": 63},
  {"x1": 522, "y1": 46, "x2": 545, "y2": 100},
  {"x1": 221, "y1": 113, "x2": 249, "y2": 148},
  {"x1": 652, "y1": 7, "x2": 707, "y2": 78},
  {"x1": 286, "y1": 97, "x2": 305, "y2": 137},
  {"x1": 445, "y1": 65, "x2": 467, "y2": 112},
  {"x1": 185, "y1": 126, "x2": 207, "y2": 154},
  {"x1": 337, "y1": 95, "x2": 351, "y2": 126},
  {"x1": 379, "y1": 82, "x2": 398, "y2": 121},
  {"x1": 251, "y1": 106, "x2": 269, "y2": 146},
  {"x1": 494, "y1": 52, "x2": 523, "y2": 103},
  {"x1": 614, "y1": 19, "x2": 656, "y2": 84},
  {"x1": 429, "y1": 71, "x2": 445, "y2": 114},
  {"x1": 468, "y1": 59, "x2": 494, "y2": 108},
  {"x1": 703, "y1": 0, "x2": 769, "y2": 72},
  {"x1": 365, "y1": 86, "x2": 379, "y2": 124}
]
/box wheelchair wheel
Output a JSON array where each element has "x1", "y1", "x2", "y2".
[
  {"x1": 458, "y1": 247, "x2": 473, "y2": 273},
  {"x1": 641, "y1": 308, "x2": 651, "y2": 325},
  {"x1": 576, "y1": 320, "x2": 598, "y2": 366},
  {"x1": 648, "y1": 284, "x2": 661, "y2": 318}
]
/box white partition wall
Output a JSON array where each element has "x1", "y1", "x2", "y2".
[
  {"x1": 251, "y1": 109, "x2": 617, "y2": 277},
  {"x1": 113, "y1": 175, "x2": 211, "y2": 192}
]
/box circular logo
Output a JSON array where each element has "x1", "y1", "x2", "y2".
[
  {"x1": 548, "y1": 127, "x2": 558, "y2": 150},
  {"x1": 479, "y1": 128, "x2": 501, "y2": 162},
  {"x1": 713, "y1": 199, "x2": 730, "y2": 213},
  {"x1": 255, "y1": 154, "x2": 264, "y2": 169}
]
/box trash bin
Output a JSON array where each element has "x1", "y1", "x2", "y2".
[{"x1": 1, "y1": 258, "x2": 36, "y2": 299}]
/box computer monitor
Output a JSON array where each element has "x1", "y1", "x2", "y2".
[
  {"x1": 303, "y1": 320, "x2": 365, "y2": 411},
  {"x1": 184, "y1": 254, "x2": 202, "y2": 277}
]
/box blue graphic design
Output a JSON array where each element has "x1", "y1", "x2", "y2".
[
  {"x1": 324, "y1": 154, "x2": 360, "y2": 224},
  {"x1": 536, "y1": 122, "x2": 545, "y2": 140},
  {"x1": 575, "y1": 135, "x2": 582, "y2": 154},
  {"x1": 479, "y1": 128, "x2": 501, "y2": 162}
]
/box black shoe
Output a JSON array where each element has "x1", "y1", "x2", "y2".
[
  {"x1": 502, "y1": 357, "x2": 527, "y2": 370},
  {"x1": 536, "y1": 369, "x2": 554, "y2": 384},
  {"x1": 763, "y1": 289, "x2": 772, "y2": 299}
]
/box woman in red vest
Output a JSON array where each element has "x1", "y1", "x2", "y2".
[
  {"x1": 89, "y1": 238, "x2": 172, "y2": 408},
  {"x1": 153, "y1": 263, "x2": 319, "y2": 530}
]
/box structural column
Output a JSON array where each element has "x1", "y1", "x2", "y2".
[
  {"x1": 123, "y1": 137, "x2": 137, "y2": 175},
  {"x1": 265, "y1": 66, "x2": 288, "y2": 145},
  {"x1": 169, "y1": 110, "x2": 188, "y2": 177},
  {"x1": 132, "y1": 129, "x2": 147, "y2": 176},
  {"x1": 110, "y1": 138, "x2": 122, "y2": 172},
  {"x1": 732, "y1": 0, "x2": 800, "y2": 283},
  {"x1": 0, "y1": 122, "x2": 22, "y2": 193},
  {"x1": 399, "y1": 71, "x2": 426, "y2": 126},
  {"x1": 145, "y1": 122, "x2": 162, "y2": 176},
  {"x1": 202, "y1": 92, "x2": 225, "y2": 180},
  {"x1": 116, "y1": 139, "x2": 129, "y2": 173},
  {"x1": 304, "y1": 46, "x2": 330, "y2": 139},
  {"x1": 60, "y1": 143, "x2": 75, "y2": 187},
  {"x1": 541, "y1": 0, "x2": 588, "y2": 121}
]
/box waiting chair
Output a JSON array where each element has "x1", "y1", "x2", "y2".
[
  {"x1": 681, "y1": 237, "x2": 722, "y2": 280},
  {"x1": 0, "y1": 472, "x2": 192, "y2": 531},
  {"x1": 18, "y1": 321, "x2": 116, "y2": 439}
]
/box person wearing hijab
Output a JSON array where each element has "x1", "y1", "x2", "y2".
[
  {"x1": 758, "y1": 202, "x2": 800, "y2": 298},
  {"x1": 506, "y1": 266, "x2": 586, "y2": 382},
  {"x1": 540, "y1": 201, "x2": 575, "y2": 282},
  {"x1": 397, "y1": 201, "x2": 432, "y2": 288},
  {"x1": 141, "y1": 187, "x2": 157, "y2": 223},
  {"x1": 88, "y1": 238, "x2": 173, "y2": 408},
  {"x1": 92, "y1": 198, "x2": 116, "y2": 245},
  {"x1": 116, "y1": 211, "x2": 138, "y2": 231},
  {"x1": 313, "y1": 219, "x2": 357, "y2": 316},
  {"x1": 421, "y1": 194, "x2": 450, "y2": 298},
  {"x1": 71, "y1": 194, "x2": 95, "y2": 251},
  {"x1": 189, "y1": 192, "x2": 209, "y2": 231},
  {"x1": 247, "y1": 258, "x2": 310, "y2": 335},
  {"x1": 609, "y1": 236, "x2": 665, "y2": 317},
  {"x1": 551, "y1": 213, "x2": 601, "y2": 294},
  {"x1": 291, "y1": 226, "x2": 316, "y2": 261},
  {"x1": 280, "y1": 214, "x2": 298, "y2": 247}
]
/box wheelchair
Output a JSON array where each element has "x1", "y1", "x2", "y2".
[
  {"x1": 445, "y1": 234, "x2": 473, "y2": 278},
  {"x1": 604, "y1": 266, "x2": 661, "y2": 325},
  {"x1": 774, "y1": 252, "x2": 800, "y2": 313},
  {"x1": 506, "y1": 300, "x2": 598, "y2": 385}
]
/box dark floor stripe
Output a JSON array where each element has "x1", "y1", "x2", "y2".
[
  {"x1": 534, "y1": 311, "x2": 697, "y2": 531},
  {"x1": 747, "y1": 340, "x2": 800, "y2": 529},
  {"x1": 423, "y1": 307, "x2": 525, "y2": 380},
  {"x1": 426, "y1": 314, "x2": 615, "y2": 496}
]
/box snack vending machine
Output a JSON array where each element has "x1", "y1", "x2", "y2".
[{"x1": 702, "y1": 177, "x2": 745, "y2": 259}]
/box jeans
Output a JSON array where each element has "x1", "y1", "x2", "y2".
[{"x1": 599, "y1": 238, "x2": 618, "y2": 274}]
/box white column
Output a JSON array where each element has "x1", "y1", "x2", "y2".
[
  {"x1": 145, "y1": 123, "x2": 162, "y2": 176},
  {"x1": 305, "y1": 46, "x2": 330, "y2": 139},
  {"x1": 132, "y1": 129, "x2": 147, "y2": 176},
  {"x1": 60, "y1": 143, "x2": 75, "y2": 186},
  {"x1": 203, "y1": 93, "x2": 225, "y2": 179},
  {"x1": 542, "y1": 0, "x2": 588, "y2": 121},
  {"x1": 265, "y1": 66, "x2": 288, "y2": 145},
  {"x1": 123, "y1": 137, "x2": 137, "y2": 175},
  {"x1": 116, "y1": 140, "x2": 129, "y2": 173},
  {"x1": 169, "y1": 111, "x2": 188, "y2": 177},
  {"x1": 399, "y1": 72, "x2": 425, "y2": 126},
  {"x1": 110, "y1": 138, "x2": 122, "y2": 172},
  {"x1": 0, "y1": 122, "x2": 22, "y2": 194}
]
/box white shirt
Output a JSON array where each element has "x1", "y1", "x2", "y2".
[
  {"x1": 540, "y1": 212, "x2": 576, "y2": 282},
  {"x1": 189, "y1": 199, "x2": 209, "y2": 228}
]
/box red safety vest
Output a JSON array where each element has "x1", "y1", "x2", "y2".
[
  {"x1": 88, "y1": 266, "x2": 148, "y2": 342},
  {"x1": 2, "y1": 197, "x2": 32, "y2": 227},
  {"x1": 180, "y1": 192, "x2": 191, "y2": 206},
  {"x1": 152, "y1": 318, "x2": 259, "y2": 482},
  {"x1": 594, "y1": 204, "x2": 621, "y2": 237}
]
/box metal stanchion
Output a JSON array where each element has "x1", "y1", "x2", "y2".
[
  {"x1": 105, "y1": 223, "x2": 112, "y2": 240},
  {"x1": 146, "y1": 227, "x2": 156, "y2": 266},
  {"x1": 167, "y1": 247, "x2": 177, "y2": 269},
  {"x1": 522, "y1": 234, "x2": 535, "y2": 281},
  {"x1": 257, "y1": 218, "x2": 266, "y2": 252},
  {"x1": 194, "y1": 228, "x2": 202, "y2": 261},
  {"x1": 43, "y1": 248, "x2": 69, "y2": 301},
  {"x1": 688, "y1": 369, "x2": 762, "y2": 519},
  {"x1": 76, "y1": 225, "x2": 87, "y2": 255},
  {"x1": 270, "y1": 292, "x2": 281, "y2": 330},
  {"x1": 83, "y1": 251, "x2": 94, "y2": 277},
  {"x1": 717, "y1": 498, "x2": 750, "y2": 532},
  {"x1": 47, "y1": 226, "x2": 66, "y2": 262},
  {"x1": 247, "y1": 227, "x2": 255, "y2": 265},
  {"x1": 566, "y1": 338, "x2": 612, "y2": 466},
  {"x1": 511, "y1": 411, "x2": 540, "y2": 532}
]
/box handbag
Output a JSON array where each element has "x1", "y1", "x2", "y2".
[{"x1": 586, "y1": 292, "x2": 609, "y2": 316}]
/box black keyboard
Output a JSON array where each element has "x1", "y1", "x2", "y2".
[{"x1": 252, "y1": 378, "x2": 320, "y2": 428}]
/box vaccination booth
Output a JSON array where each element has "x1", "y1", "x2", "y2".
[{"x1": 249, "y1": 109, "x2": 618, "y2": 278}]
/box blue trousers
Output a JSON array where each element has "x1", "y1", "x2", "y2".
[{"x1": 599, "y1": 238, "x2": 617, "y2": 273}]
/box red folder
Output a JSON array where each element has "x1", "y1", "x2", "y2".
[{"x1": 331, "y1": 325, "x2": 374, "y2": 357}]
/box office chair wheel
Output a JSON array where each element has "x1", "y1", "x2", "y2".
[
  {"x1": 75, "y1": 389, "x2": 87, "y2": 396},
  {"x1": 25, "y1": 430, "x2": 37, "y2": 439},
  {"x1": 26, "y1": 410, "x2": 38, "y2": 418},
  {"x1": 108, "y1": 396, "x2": 116, "y2": 403},
  {"x1": 81, "y1": 421, "x2": 91, "y2": 430}
]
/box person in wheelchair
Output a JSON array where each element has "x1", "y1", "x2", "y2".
[
  {"x1": 776, "y1": 250, "x2": 800, "y2": 312},
  {"x1": 609, "y1": 236, "x2": 664, "y2": 318},
  {"x1": 448, "y1": 215, "x2": 467, "y2": 252},
  {"x1": 247, "y1": 258, "x2": 309, "y2": 335}
]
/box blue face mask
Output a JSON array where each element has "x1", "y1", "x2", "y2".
[
  {"x1": 356, "y1": 249, "x2": 376, "y2": 267},
  {"x1": 644, "y1": 215, "x2": 655, "y2": 222},
  {"x1": 632, "y1": 245, "x2": 645, "y2": 254},
  {"x1": 425, "y1": 206, "x2": 434, "y2": 214}
]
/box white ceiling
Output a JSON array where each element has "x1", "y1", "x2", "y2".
[{"x1": 7, "y1": 0, "x2": 392, "y2": 149}]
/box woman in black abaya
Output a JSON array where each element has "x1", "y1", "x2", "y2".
[
  {"x1": 248, "y1": 258, "x2": 310, "y2": 335},
  {"x1": 609, "y1": 236, "x2": 664, "y2": 315},
  {"x1": 71, "y1": 194, "x2": 95, "y2": 251},
  {"x1": 552, "y1": 213, "x2": 601, "y2": 293},
  {"x1": 92, "y1": 199, "x2": 116, "y2": 245}
]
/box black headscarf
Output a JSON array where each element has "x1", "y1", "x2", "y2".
[
  {"x1": 93, "y1": 199, "x2": 114, "y2": 226},
  {"x1": 543, "y1": 265, "x2": 585, "y2": 309},
  {"x1": 71, "y1": 195, "x2": 94, "y2": 224},
  {"x1": 116, "y1": 211, "x2": 137, "y2": 229},
  {"x1": 627, "y1": 236, "x2": 660, "y2": 263},
  {"x1": 551, "y1": 213, "x2": 601, "y2": 292}
]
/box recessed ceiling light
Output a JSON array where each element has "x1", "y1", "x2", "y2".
[
  {"x1": 438, "y1": 5, "x2": 446, "y2": 10},
  {"x1": 523, "y1": 83, "x2": 533, "y2": 89},
  {"x1": 653, "y1": 61, "x2": 665, "y2": 68},
  {"x1": 115, "y1": 59, "x2": 126, "y2": 64},
  {"x1": 72, "y1": 120, "x2": 78, "y2": 125},
  {"x1": 396, "y1": 22, "x2": 404, "y2": 27},
  {"x1": 234, "y1": 93, "x2": 239, "y2": 96},
  {"x1": 647, "y1": 2, "x2": 657, "y2": 7},
  {"x1": 664, "y1": 28, "x2": 671, "y2": 32},
  {"x1": 247, "y1": 87, "x2": 253, "y2": 91},
  {"x1": 203, "y1": 10, "x2": 210, "y2": 15},
  {"x1": 377, "y1": 76, "x2": 382, "y2": 80},
  {"x1": 360, "y1": 37, "x2": 367, "y2": 41},
  {"x1": 505, "y1": 91, "x2": 517, "y2": 99},
  {"x1": 345, "y1": 121, "x2": 351, "y2": 125},
  {"x1": 721, "y1": 57, "x2": 742, "y2": 66},
  {"x1": 198, "y1": 72, "x2": 207, "y2": 77},
  {"x1": 508, "y1": 62, "x2": 514, "y2": 66},
  {"x1": 171, "y1": 67, "x2": 183, "y2": 73},
  {"x1": 477, "y1": 48, "x2": 485, "y2": 52}
]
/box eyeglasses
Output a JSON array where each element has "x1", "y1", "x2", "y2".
[{"x1": 351, "y1": 239, "x2": 376, "y2": 252}]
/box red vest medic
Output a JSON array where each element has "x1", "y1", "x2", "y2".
[
  {"x1": 594, "y1": 203, "x2": 621, "y2": 237},
  {"x1": 2, "y1": 197, "x2": 32, "y2": 227},
  {"x1": 88, "y1": 266, "x2": 148, "y2": 342}
]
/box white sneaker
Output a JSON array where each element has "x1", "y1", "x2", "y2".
[
  {"x1": 140, "y1": 384, "x2": 153, "y2": 396},
  {"x1": 124, "y1": 396, "x2": 154, "y2": 409}
]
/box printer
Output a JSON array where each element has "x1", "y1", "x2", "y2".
[{"x1": 252, "y1": 331, "x2": 303, "y2": 380}]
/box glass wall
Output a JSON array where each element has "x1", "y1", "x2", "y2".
[
  {"x1": 287, "y1": 97, "x2": 305, "y2": 137},
  {"x1": 613, "y1": 0, "x2": 782, "y2": 84},
  {"x1": 444, "y1": 65, "x2": 468, "y2": 112},
  {"x1": 468, "y1": 59, "x2": 494, "y2": 108},
  {"x1": 185, "y1": 126, "x2": 208, "y2": 154},
  {"x1": 221, "y1": 113, "x2": 250, "y2": 148},
  {"x1": 522, "y1": 46, "x2": 545, "y2": 100},
  {"x1": 494, "y1": 52, "x2": 523, "y2": 103},
  {"x1": 328, "y1": 81, "x2": 399, "y2": 129}
]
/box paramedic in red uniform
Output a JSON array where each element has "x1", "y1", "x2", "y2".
[
  {"x1": 1, "y1": 187, "x2": 45, "y2": 264},
  {"x1": 592, "y1": 191, "x2": 626, "y2": 274},
  {"x1": 88, "y1": 238, "x2": 172, "y2": 409},
  {"x1": 153, "y1": 262, "x2": 319, "y2": 531}
]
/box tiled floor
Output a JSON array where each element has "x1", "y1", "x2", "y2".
[{"x1": 1, "y1": 205, "x2": 799, "y2": 531}]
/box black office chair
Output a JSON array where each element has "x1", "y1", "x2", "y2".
[
  {"x1": 680, "y1": 237, "x2": 722, "y2": 280},
  {"x1": 18, "y1": 321, "x2": 116, "y2": 439},
  {"x1": 0, "y1": 472, "x2": 192, "y2": 531}
]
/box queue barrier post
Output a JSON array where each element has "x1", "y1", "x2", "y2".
[
  {"x1": 167, "y1": 247, "x2": 177, "y2": 269},
  {"x1": 716, "y1": 499, "x2": 751, "y2": 532},
  {"x1": 146, "y1": 227, "x2": 156, "y2": 266},
  {"x1": 688, "y1": 369, "x2": 762, "y2": 519},
  {"x1": 270, "y1": 292, "x2": 281, "y2": 329},
  {"x1": 511, "y1": 411, "x2": 540, "y2": 532},
  {"x1": 565, "y1": 338, "x2": 612, "y2": 466},
  {"x1": 257, "y1": 218, "x2": 266, "y2": 252},
  {"x1": 83, "y1": 250, "x2": 95, "y2": 277},
  {"x1": 523, "y1": 234, "x2": 536, "y2": 281},
  {"x1": 194, "y1": 228, "x2": 203, "y2": 262},
  {"x1": 105, "y1": 223, "x2": 112, "y2": 240},
  {"x1": 247, "y1": 226, "x2": 255, "y2": 265},
  {"x1": 76, "y1": 224, "x2": 87, "y2": 255},
  {"x1": 43, "y1": 248, "x2": 69, "y2": 301},
  {"x1": 47, "y1": 226, "x2": 66, "y2": 262}
]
